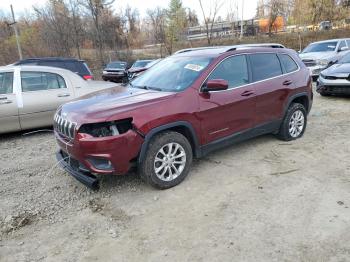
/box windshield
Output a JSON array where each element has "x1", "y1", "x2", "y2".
[
  {"x1": 131, "y1": 56, "x2": 212, "y2": 92},
  {"x1": 338, "y1": 53, "x2": 350, "y2": 63},
  {"x1": 106, "y1": 62, "x2": 126, "y2": 69},
  {"x1": 132, "y1": 60, "x2": 151, "y2": 68},
  {"x1": 302, "y1": 41, "x2": 338, "y2": 53}
]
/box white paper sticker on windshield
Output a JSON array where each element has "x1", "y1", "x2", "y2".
[{"x1": 184, "y1": 64, "x2": 204, "y2": 72}]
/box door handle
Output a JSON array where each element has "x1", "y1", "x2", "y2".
[
  {"x1": 283, "y1": 80, "x2": 293, "y2": 86},
  {"x1": 241, "y1": 90, "x2": 255, "y2": 97},
  {"x1": 0, "y1": 100, "x2": 12, "y2": 105},
  {"x1": 57, "y1": 93, "x2": 70, "y2": 97}
]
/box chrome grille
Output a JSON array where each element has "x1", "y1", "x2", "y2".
[
  {"x1": 302, "y1": 59, "x2": 316, "y2": 67},
  {"x1": 54, "y1": 113, "x2": 77, "y2": 139}
]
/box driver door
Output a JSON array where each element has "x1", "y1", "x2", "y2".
[{"x1": 198, "y1": 55, "x2": 256, "y2": 144}]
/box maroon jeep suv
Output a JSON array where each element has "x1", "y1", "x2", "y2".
[{"x1": 54, "y1": 45, "x2": 313, "y2": 190}]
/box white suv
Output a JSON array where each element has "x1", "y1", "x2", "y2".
[{"x1": 299, "y1": 38, "x2": 350, "y2": 78}]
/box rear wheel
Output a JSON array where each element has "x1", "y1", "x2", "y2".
[
  {"x1": 277, "y1": 103, "x2": 307, "y2": 141},
  {"x1": 139, "y1": 131, "x2": 193, "y2": 189}
]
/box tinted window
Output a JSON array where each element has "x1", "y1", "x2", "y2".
[
  {"x1": 250, "y1": 53, "x2": 282, "y2": 82},
  {"x1": 208, "y1": 55, "x2": 249, "y2": 88},
  {"x1": 21, "y1": 72, "x2": 67, "y2": 92},
  {"x1": 106, "y1": 62, "x2": 127, "y2": 69},
  {"x1": 279, "y1": 54, "x2": 298, "y2": 73},
  {"x1": 302, "y1": 41, "x2": 337, "y2": 53},
  {"x1": 39, "y1": 61, "x2": 65, "y2": 68},
  {"x1": 0, "y1": 72, "x2": 14, "y2": 94}
]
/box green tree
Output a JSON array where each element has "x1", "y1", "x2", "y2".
[{"x1": 165, "y1": 0, "x2": 187, "y2": 54}]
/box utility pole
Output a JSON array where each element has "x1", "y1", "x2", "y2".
[
  {"x1": 9, "y1": 5, "x2": 23, "y2": 60},
  {"x1": 240, "y1": 0, "x2": 244, "y2": 39}
]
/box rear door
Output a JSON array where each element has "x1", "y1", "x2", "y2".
[
  {"x1": 198, "y1": 55, "x2": 256, "y2": 144},
  {"x1": 0, "y1": 71, "x2": 21, "y2": 133},
  {"x1": 248, "y1": 53, "x2": 295, "y2": 126},
  {"x1": 19, "y1": 71, "x2": 73, "y2": 129}
]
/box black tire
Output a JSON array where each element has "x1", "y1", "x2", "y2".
[
  {"x1": 277, "y1": 103, "x2": 307, "y2": 141},
  {"x1": 319, "y1": 91, "x2": 330, "y2": 96},
  {"x1": 139, "y1": 131, "x2": 193, "y2": 189}
]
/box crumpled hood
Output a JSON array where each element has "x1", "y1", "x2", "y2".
[
  {"x1": 60, "y1": 86, "x2": 175, "y2": 123},
  {"x1": 322, "y1": 63, "x2": 350, "y2": 77},
  {"x1": 299, "y1": 51, "x2": 335, "y2": 61}
]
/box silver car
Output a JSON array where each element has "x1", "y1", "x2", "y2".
[
  {"x1": 317, "y1": 52, "x2": 350, "y2": 96},
  {"x1": 299, "y1": 38, "x2": 350, "y2": 78},
  {"x1": 0, "y1": 65, "x2": 118, "y2": 134}
]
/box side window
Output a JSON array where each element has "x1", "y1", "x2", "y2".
[
  {"x1": 21, "y1": 72, "x2": 67, "y2": 92},
  {"x1": 39, "y1": 61, "x2": 65, "y2": 69},
  {"x1": 250, "y1": 53, "x2": 282, "y2": 82},
  {"x1": 347, "y1": 40, "x2": 350, "y2": 47},
  {"x1": 208, "y1": 55, "x2": 249, "y2": 88},
  {"x1": 279, "y1": 54, "x2": 298, "y2": 73},
  {"x1": 338, "y1": 41, "x2": 346, "y2": 51},
  {"x1": 0, "y1": 72, "x2": 14, "y2": 94}
]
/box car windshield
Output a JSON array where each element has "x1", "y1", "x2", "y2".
[
  {"x1": 106, "y1": 62, "x2": 126, "y2": 69},
  {"x1": 338, "y1": 53, "x2": 350, "y2": 63},
  {"x1": 302, "y1": 41, "x2": 338, "y2": 53},
  {"x1": 132, "y1": 61, "x2": 151, "y2": 68},
  {"x1": 130, "y1": 56, "x2": 212, "y2": 92}
]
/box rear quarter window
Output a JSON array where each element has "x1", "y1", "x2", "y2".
[
  {"x1": 249, "y1": 53, "x2": 283, "y2": 82},
  {"x1": 279, "y1": 54, "x2": 299, "y2": 73}
]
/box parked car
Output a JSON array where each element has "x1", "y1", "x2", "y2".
[
  {"x1": 319, "y1": 21, "x2": 332, "y2": 31},
  {"x1": 14, "y1": 57, "x2": 93, "y2": 80},
  {"x1": 0, "y1": 65, "x2": 118, "y2": 134},
  {"x1": 54, "y1": 45, "x2": 313, "y2": 190},
  {"x1": 299, "y1": 38, "x2": 350, "y2": 79},
  {"x1": 127, "y1": 59, "x2": 162, "y2": 80},
  {"x1": 317, "y1": 52, "x2": 350, "y2": 96},
  {"x1": 102, "y1": 61, "x2": 128, "y2": 83}
]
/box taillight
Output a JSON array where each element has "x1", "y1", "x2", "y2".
[{"x1": 83, "y1": 75, "x2": 93, "y2": 80}]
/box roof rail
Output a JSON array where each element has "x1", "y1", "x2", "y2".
[
  {"x1": 174, "y1": 46, "x2": 224, "y2": 54},
  {"x1": 174, "y1": 43, "x2": 286, "y2": 55}
]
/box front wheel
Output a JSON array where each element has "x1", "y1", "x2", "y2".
[
  {"x1": 139, "y1": 131, "x2": 193, "y2": 189},
  {"x1": 277, "y1": 103, "x2": 307, "y2": 141}
]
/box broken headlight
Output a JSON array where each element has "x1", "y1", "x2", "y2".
[{"x1": 79, "y1": 118, "x2": 133, "y2": 138}]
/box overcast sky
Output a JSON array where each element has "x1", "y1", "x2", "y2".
[{"x1": 0, "y1": 0, "x2": 258, "y2": 21}]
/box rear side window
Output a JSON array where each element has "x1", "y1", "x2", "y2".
[
  {"x1": 279, "y1": 54, "x2": 298, "y2": 73},
  {"x1": 0, "y1": 72, "x2": 14, "y2": 94},
  {"x1": 39, "y1": 61, "x2": 65, "y2": 68},
  {"x1": 74, "y1": 62, "x2": 91, "y2": 75},
  {"x1": 21, "y1": 72, "x2": 67, "y2": 92},
  {"x1": 249, "y1": 53, "x2": 282, "y2": 82},
  {"x1": 208, "y1": 55, "x2": 249, "y2": 88}
]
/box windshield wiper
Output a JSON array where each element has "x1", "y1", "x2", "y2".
[{"x1": 130, "y1": 84, "x2": 162, "y2": 91}]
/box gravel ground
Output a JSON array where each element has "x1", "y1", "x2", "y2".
[{"x1": 1, "y1": 87, "x2": 350, "y2": 262}]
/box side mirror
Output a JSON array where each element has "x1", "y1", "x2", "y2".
[
  {"x1": 202, "y1": 79, "x2": 229, "y2": 92},
  {"x1": 339, "y1": 46, "x2": 349, "y2": 52}
]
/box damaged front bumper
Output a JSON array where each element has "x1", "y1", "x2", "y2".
[{"x1": 56, "y1": 150, "x2": 99, "y2": 190}]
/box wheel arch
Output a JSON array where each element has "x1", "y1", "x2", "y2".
[
  {"x1": 137, "y1": 121, "x2": 201, "y2": 165},
  {"x1": 284, "y1": 92, "x2": 310, "y2": 116}
]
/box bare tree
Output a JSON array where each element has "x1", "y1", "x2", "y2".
[
  {"x1": 67, "y1": 0, "x2": 84, "y2": 59},
  {"x1": 198, "y1": 0, "x2": 223, "y2": 45},
  {"x1": 265, "y1": 0, "x2": 286, "y2": 36},
  {"x1": 146, "y1": 7, "x2": 166, "y2": 56},
  {"x1": 82, "y1": 0, "x2": 115, "y2": 66}
]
